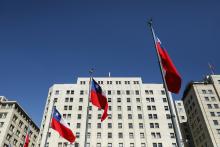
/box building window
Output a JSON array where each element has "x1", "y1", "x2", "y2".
[
  {"x1": 128, "y1": 114, "x2": 132, "y2": 119},
  {"x1": 65, "y1": 98, "x2": 69, "y2": 102},
  {"x1": 202, "y1": 90, "x2": 206, "y2": 94},
  {"x1": 117, "y1": 90, "x2": 121, "y2": 95},
  {"x1": 168, "y1": 123, "x2": 173, "y2": 128},
  {"x1": 108, "y1": 143, "x2": 112, "y2": 147},
  {"x1": 164, "y1": 106, "x2": 169, "y2": 111},
  {"x1": 214, "y1": 104, "x2": 219, "y2": 108},
  {"x1": 127, "y1": 98, "x2": 131, "y2": 102},
  {"x1": 163, "y1": 98, "x2": 167, "y2": 102},
  {"x1": 69, "y1": 106, "x2": 72, "y2": 110},
  {"x1": 207, "y1": 104, "x2": 212, "y2": 109},
  {"x1": 141, "y1": 143, "x2": 146, "y2": 147},
  {"x1": 96, "y1": 143, "x2": 101, "y2": 147},
  {"x1": 170, "y1": 133, "x2": 175, "y2": 138},
  {"x1": 77, "y1": 114, "x2": 81, "y2": 119},
  {"x1": 97, "y1": 123, "x2": 101, "y2": 128},
  {"x1": 130, "y1": 143, "x2": 134, "y2": 147},
  {"x1": 129, "y1": 132, "x2": 134, "y2": 139},
  {"x1": 136, "y1": 98, "x2": 140, "y2": 102},
  {"x1": 108, "y1": 123, "x2": 112, "y2": 128},
  {"x1": 80, "y1": 90, "x2": 84, "y2": 95},
  {"x1": 135, "y1": 90, "x2": 140, "y2": 95},
  {"x1": 138, "y1": 114, "x2": 143, "y2": 119},
  {"x1": 137, "y1": 106, "x2": 141, "y2": 111},
  {"x1": 128, "y1": 123, "x2": 133, "y2": 129},
  {"x1": 71, "y1": 90, "x2": 74, "y2": 94},
  {"x1": 108, "y1": 98, "x2": 111, "y2": 102},
  {"x1": 151, "y1": 97, "x2": 155, "y2": 102},
  {"x1": 210, "y1": 112, "x2": 215, "y2": 116},
  {"x1": 79, "y1": 98, "x2": 83, "y2": 102},
  {"x1": 66, "y1": 90, "x2": 70, "y2": 94},
  {"x1": 108, "y1": 90, "x2": 111, "y2": 95},
  {"x1": 140, "y1": 133, "x2": 144, "y2": 138},
  {"x1": 117, "y1": 106, "x2": 122, "y2": 111},
  {"x1": 205, "y1": 97, "x2": 209, "y2": 101},
  {"x1": 77, "y1": 123, "x2": 81, "y2": 128},
  {"x1": 213, "y1": 120, "x2": 219, "y2": 125},
  {"x1": 139, "y1": 123, "x2": 143, "y2": 129},
  {"x1": 118, "y1": 123, "x2": 122, "y2": 129},
  {"x1": 126, "y1": 90, "x2": 130, "y2": 95},
  {"x1": 119, "y1": 143, "x2": 123, "y2": 147},
  {"x1": 97, "y1": 132, "x2": 101, "y2": 138},
  {"x1": 108, "y1": 132, "x2": 112, "y2": 138},
  {"x1": 117, "y1": 98, "x2": 121, "y2": 102},
  {"x1": 118, "y1": 114, "x2": 122, "y2": 119},
  {"x1": 78, "y1": 106, "x2": 82, "y2": 110},
  {"x1": 127, "y1": 106, "x2": 131, "y2": 111},
  {"x1": 118, "y1": 132, "x2": 123, "y2": 138}
]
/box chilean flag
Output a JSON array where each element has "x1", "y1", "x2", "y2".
[
  {"x1": 51, "y1": 107, "x2": 76, "y2": 143},
  {"x1": 156, "y1": 38, "x2": 182, "y2": 93},
  {"x1": 23, "y1": 127, "x2": 30, "y2": 147},
  {"x1": 90, "y1": 78, "x2": 108, "y2": 122}
]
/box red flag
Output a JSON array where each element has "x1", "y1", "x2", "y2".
[
  {"x1": 23, "y1": 127, "x2": 30, "y2": 147},
  {"x1": 51, "y1": 107, "x2": 76, "y2": 143},
  {"x1": 90, "y1": 78, "x2": 108, "y2": 121},
  {"x1": 156, "y1": 38, "x2": 181, "y2": 93}
]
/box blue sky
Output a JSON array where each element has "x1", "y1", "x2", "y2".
[{"x1": 0, "y1": 1, "x2": 219, "y2": 126}]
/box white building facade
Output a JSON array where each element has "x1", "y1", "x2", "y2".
[
  {"x1": 182, "y1": 75, "x2": 220, "y2": 147},
  {"x1": 38, "y1": 77, "x2": 180, "y2": 147},
  {"x1": 0, "y1": 97, "x2": 39, "y2": 147}
]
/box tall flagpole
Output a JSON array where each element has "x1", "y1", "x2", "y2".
[
  {"x1": 84, "y1": 68, "x2": 94, "y2": 147},
  {"x1": 148, "y1": 19, "x2": 182, "y2": 147},
  {"x1": 44, "y1": 99, "x2": 55, "y2": 147}
]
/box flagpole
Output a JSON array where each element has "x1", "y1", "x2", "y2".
[
  {"x1": 148, "y1": 19, "x2": 182, "y2": 147},
  {"x1": 44, "y1": 99, "x2": 55, "y2": 147},
  {"x1": 84, "y1": 68, "x2": 94, "y2": 147}
]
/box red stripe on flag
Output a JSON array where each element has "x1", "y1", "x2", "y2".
[{"x1": 51, "y1": 118, "x2": 76, "y2": 143}]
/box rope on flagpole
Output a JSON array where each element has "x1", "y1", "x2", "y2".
[
  {"x1": 148, "y1": 19, "x2": 183, "y2": 147},
  {"x1": 84, "y1": 68, "x2": 94, "y2": 147}
]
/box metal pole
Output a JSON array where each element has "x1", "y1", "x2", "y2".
[
  {"x1": 148, "y1": 19, "x2": 182, "y2": 147},
  {"x1": 44, "y1": 99, "x2": 55, "y2": 147},
  {"x1": 84, "y1": 68, "x2": 94, "y2": 147}
]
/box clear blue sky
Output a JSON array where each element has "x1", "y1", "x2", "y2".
[{"x1": 0, "y1": 1, "x2": 219, "y2": 126}]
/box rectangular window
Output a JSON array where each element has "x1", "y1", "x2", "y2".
[
  {"x1": 97, "y1": 133, "x2": 101, "y2": 138},
  {"x1": 118, "y1": 132, "x2": 123, "y2": 138},
  {"x1": 108, "y1": 133, "x2": 112, "y2": 138},
  {"x1": 129, "y1": 132, "x2": 134, "y2": 139},
  {"x1": 118, "y1": 123, "x2": 122, "y2": 129},
  {"x1": 80, "y1": 90, "x2": 84, "y2": 95},
  {"x1": 135, "y1": 90, "x2": 140, "y2": 95},
  {"x1": 117, "y1": 106, "x2": 122, "y2": 111},
  {"x1": 127, "y1": 98, "x2": 131, "y2": 102}
]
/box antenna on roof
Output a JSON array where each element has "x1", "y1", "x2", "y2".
[{"x1": 208, "y1": 62, "x2": 215, "y2": 75}]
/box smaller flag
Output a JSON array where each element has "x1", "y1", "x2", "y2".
[
  {"x1": 51, "y1": 107, "x2": 76, "y2": 143},
  {"x1": 90, "y1": 78, "x2": 108, "y2": 121},
  {"x1": 156, "y1": 38, "x2": 182, "y2": 93},
  {"x1": 23, "y1": 126, "x2": 30, "y2": 147}
]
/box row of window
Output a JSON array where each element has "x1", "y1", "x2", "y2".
[
  {"x1": 54, "y1": 89, "x2": 165, "y2": 95},
  {"x1": 79, "y1": 80, "x2": 141, "y2": 85},
  {"x1": 63, "y1": 105, "x2": 169, "y2": 112},
  {"x1": 67, "y1": 121, "x2": 173, "y2": 130},
  {"x1": 62, "y1": 97, "x2": 168, "y2": 103}
]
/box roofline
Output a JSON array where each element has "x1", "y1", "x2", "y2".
[{"x1": 1, "y1": 101, "x2": 40, "y2": 131}]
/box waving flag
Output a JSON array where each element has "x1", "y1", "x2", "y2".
[
  {"x1": 51, "y1": 107, "x2": 76, "y2": 143},
  {"x1": 156, "y1": 38, "x2": 181, "y2": 93},
  {"x1": 23, "y1": 126, "x2": 30, "y2": 147},
  {"x1": 90, "y1": 78, "x2": 108, "y2": 121}
]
